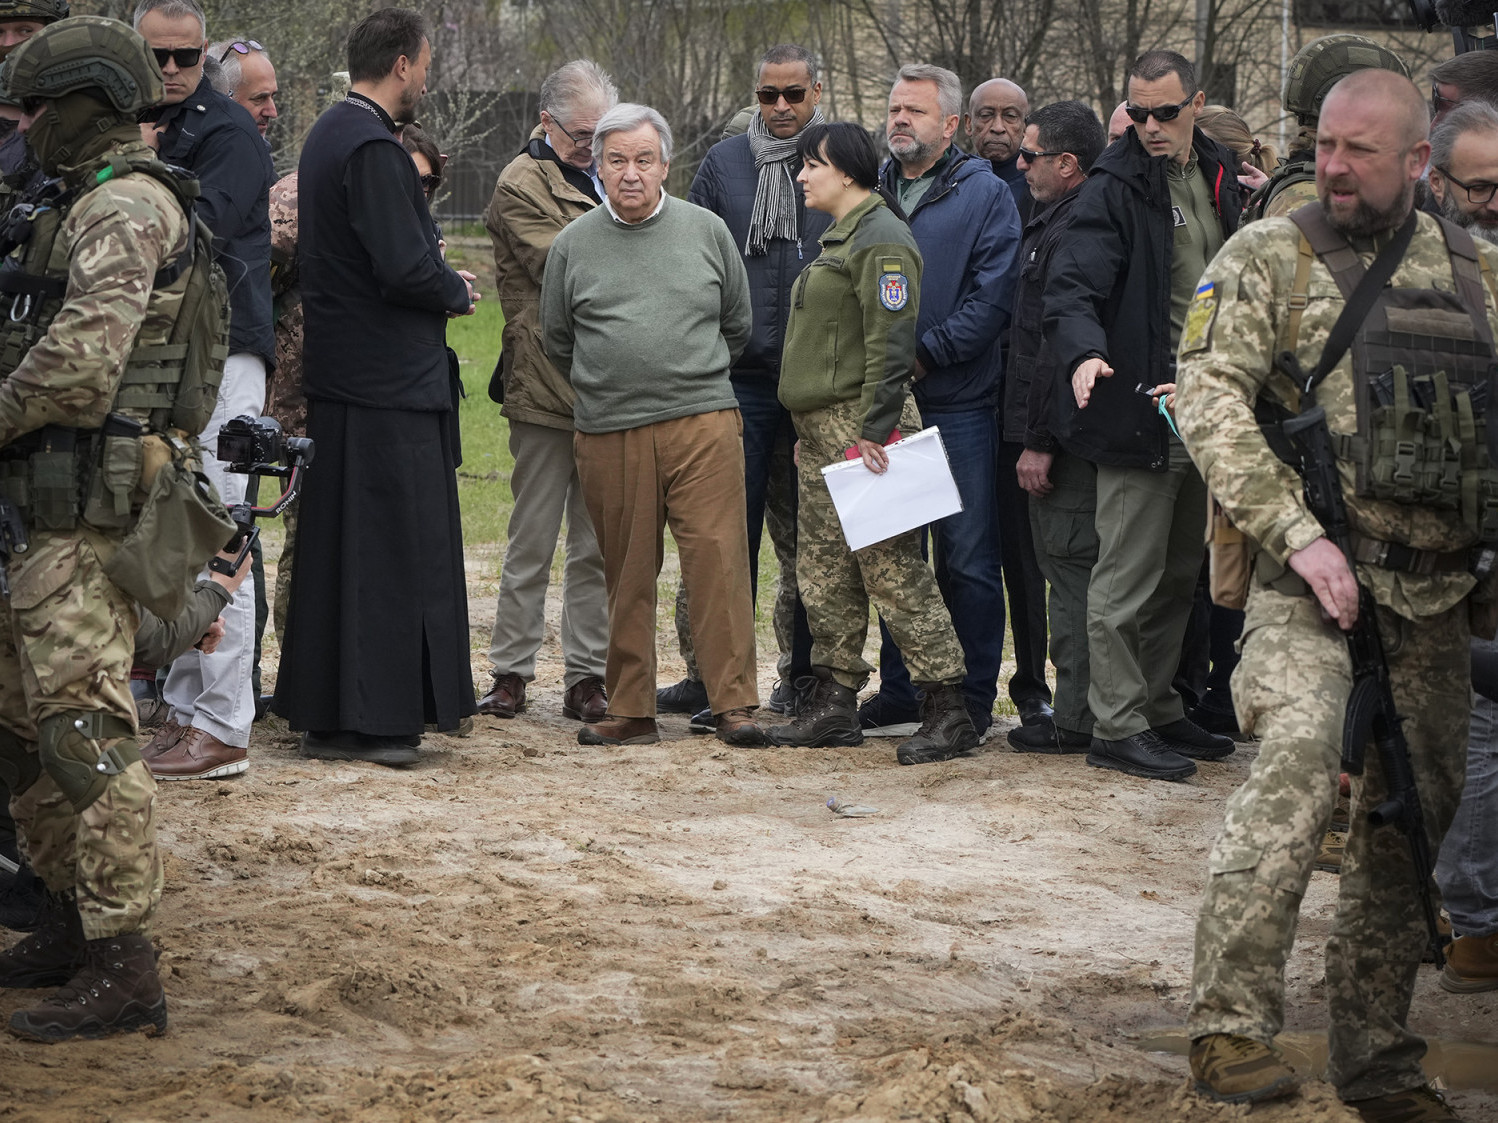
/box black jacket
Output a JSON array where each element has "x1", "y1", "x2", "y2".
[
  {"x1": 153, "y1": 76, "x2": 276, "y2": 367},
  {"x1": 687, "y1": 132, "x2": 831, "y2": 382},
  {"x1": 991, "y1": 153, "x2": 1032, "y2": 227},
  {"x1": 1043, "y1": 127, "x2": 1241, "y2": 470},
  {"x1": 299, "y1": 96, "x2": 471, "y2": 411},
  {"x1": 1005, "y1": 185, "x2": 1084, "y2": 449}
]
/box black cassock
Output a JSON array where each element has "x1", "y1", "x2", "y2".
[{"x1": 274, "y1": 96, "x2": 476, "y2": 737}]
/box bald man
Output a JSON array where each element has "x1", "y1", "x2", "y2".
[
  {"x1": 1176, "y1": 69, "x2": 1494, "y2": 1120},
  {"x1": 1106, "y1": 100, "x2": 1131, "y2": 144},
  {"x1": 965, "y1": 77, "x2": 1031, "y2": 219}
]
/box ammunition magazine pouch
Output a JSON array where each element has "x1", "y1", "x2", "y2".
[{"x1": 37, "y1": 710, "x2": 138, "y2": 813}]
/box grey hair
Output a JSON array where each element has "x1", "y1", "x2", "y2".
[
  {"x1": 1431, "y1": 98, "x2": 1498, "y2": 170},
  {"x1": 894, "y1": 63, "x2": 962, "y2": 119},
  {"x1": 133, "y1": 0, "x2": 206, "y2": 38},
  {"x1": 592, "y1": 102, "x2": 673, "y2": 165},
  {"x1": 207, "y1": 39, "x2": 269, "y2": 96},
  {"x1": 540, "y1": 59, "x2": 618, "y2": 123}
]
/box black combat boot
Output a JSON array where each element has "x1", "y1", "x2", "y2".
[
  {"x1": 9, "y1": 932, "x2": 167, "y2": 1042},
  {"x1": 767, "y1": 668, "x2": 864, "y2": 747},
  {"x1": 0, "y1": 889, "x2": 86, "y2": 988},
  {"x1": 896, "y1": 683, "x2": 979, "y2": 765}
]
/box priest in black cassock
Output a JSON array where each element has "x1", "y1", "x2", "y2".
[{"x1": 273, "y1": 6, "x2": 479, "y2": 766}]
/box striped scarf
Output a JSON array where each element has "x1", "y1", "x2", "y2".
[{"x1": 745, "y1": 105, "x2": 826, "y2": 256}]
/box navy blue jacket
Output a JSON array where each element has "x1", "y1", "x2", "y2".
[
  {"x1": 687, "y1": 132, "x2": 831, "y2": 383},
  {"x1": 153, "y1": 75, "x2": 275, "y2": 367},
  {"x1": 1043, "y1": 126, "x2": 1241, "y2": 470},
  {"x1": 878, "y1": 149, "x2": 1022, "y2": 414}
]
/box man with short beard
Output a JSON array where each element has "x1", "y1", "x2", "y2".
[
  {"x1": 207, "y1": 38, "x2": 277, "y2": 137},
  {"x1": 1428, "y1": 99, "x2": 1498, "y2": 246},
  {"x1": 1175, "y1": 69, "x2": 1498, "y2": 1118}
]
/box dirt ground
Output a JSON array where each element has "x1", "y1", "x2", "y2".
[{"x1": 3, "y1": 566, "x2": 1496, "y2": 1123}]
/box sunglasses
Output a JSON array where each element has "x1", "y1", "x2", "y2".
[
  {"x1": 755, "y1": 86, "x2": 808, "y2": 106},
  {"x1": 217, "y1": 39, "x2": 263, "y2": 63},
  {"x1": 1018, "y1": 147, "x2": 1063, "y2": 162},
  {"x1": 152, "y1": 46, "x2": 203, "y2": 70},
  {"x1": 420, "y1": 173, "x2": 442, "y2": 192},
  {"x1": 1124, "y1": 95, "x2": 1194, "y2": 124}
]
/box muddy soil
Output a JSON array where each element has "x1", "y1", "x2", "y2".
[{"x1": 3, "y1": 572, "x2": 1495, "y2": 1122}]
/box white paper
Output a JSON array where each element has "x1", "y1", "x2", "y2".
[{"x1": 819, "y1": 426, "x2": 963, "y2": 551}]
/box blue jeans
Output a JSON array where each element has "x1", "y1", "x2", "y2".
[
  {"x1": 874, "y1": 407, "x2": 1004, "y2": 720},
  {"x1": 1436, "y1": 637, "x2": 1498, "y2": 937}
]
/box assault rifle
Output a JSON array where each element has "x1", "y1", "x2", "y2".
[{"x1": 1275, "y1": 348, "x2": 1447, "y2": 969}]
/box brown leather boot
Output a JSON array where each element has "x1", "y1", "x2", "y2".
[
  {"x1": 478, "y1": 672, "x2": 526, "y2": 718},
  {"x1": 562, "y1": 675, "x2": 608, "y2": 722},
  {"x1": 149, "y1": 727, "x2": 247, "y2": 780},
  {"x1": 0, "y1": 890, "x2": 85, "y2": 989},
  {"x1": 715, "y1": 707, "x2": 769, "y2": 747},
  {"x1": 577, "y1": 715, "x2": 659, "y2": 745},
  {"x1": 9, "y1": 932, "x2": 167, "y2": 1042}
]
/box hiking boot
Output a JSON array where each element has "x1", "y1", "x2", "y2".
[
  {"x1": 1315, "y1": 828, "x2": 1346, "y2": 874},
  {"x1": 896, "y1": 683, "x2": 979, "y2": 766},
  {"x1": 477, "y1": 672, "x2": 526, "y2": 718},
  {"x1": 656, "y1": 677, "x2": 708, "y2": 714},
  {"x1": 149, "y1": 727, "x2": 248, "y2": 781},
  {"x1": 1346, "y1": 1084, "x2": 1463, "y2": 1122},
  {"x1": 9, "y1": 933, "x2": 167, "y2": 1042},
  {"x1": 1189, "y1": 1033, "x2": 1300, "y2": 1105},
  {"x1": 0, "y1": 890, "x2": 86, "y2": 989},
  {"x1": 561, "y1": 676, "x2": 608, "y2": 723},
  {"x1": 856, "y1": 691, "x2": 922, "y2": 734},
  {"x1": 765, "y1": 678, "x2": 801, "y2": 716},
  {"x1": 1441, "y1": 932, "x2": 1498, "y2": 993},
  {"x1": 1007, "y1": 721, "x2": 1091, "y2": 754},
  {"x1": 1087, "y1": 731, "x2": 1197, "y2": 782},
  {"x1": 1331, "y1": 791, "x2": 1352, "y2": 832},
  {"x1": 1154, "y1": 717, "x2": 1236, "y2": 761},
  {"x1": 767, "y1": 669, "x2": 863, "y2": 747},
  {"x1": 139, "y1": 718, "x2": 183, "y2": 762},
  {"x1": 578, "y1": 715, "x2": 659, "y2": 746},
  {"x1": 716, "y1": 708, "x2": 770, "y2": 747},
  {"x1": 0, "y1": 858, "x2": 48, "y2": 933}
]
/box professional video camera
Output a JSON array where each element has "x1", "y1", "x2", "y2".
[
  {"x1": 1409, "y1": 0, "x2": 1498, "y2": 54},
  {"x1": 210, "y1": 415, "x2": 314, "y2": 577}
]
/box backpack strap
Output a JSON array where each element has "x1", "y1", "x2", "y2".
[
  {"x1": 1282, "y1": 230, "x2": 1315, "y2": 357},
  {"x1": 1289, "y1": 203, "x2": 1365, "y2": 300}
]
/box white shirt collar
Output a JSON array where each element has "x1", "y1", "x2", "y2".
[{"x1": 602, "y1": 188, "x2": 667, "y2": 226}]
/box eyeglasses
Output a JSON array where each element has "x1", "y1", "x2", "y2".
[
  {"x1": 552, "y1": 117, "x2": 594, "y2": 149},
  {"x1": 420, "y1": 173, "x2": 442, "y2": 193},
  {"x1": 1124, "y1": 95, "x2": 1194, "y2": 124},
  {"x1": 217, "y1": 39, "x2": 263, "y2": 63},
  {"x1": 755, "y1": 86, "x2": 808, "y2": 106},
  {"x1": 1436, "y1": 165, "x2": 1498, "y2": 205},
  {"x1": 151, "y1": 47, "x2": 203, "y2": 70},
  {"x1": 1018, "y1": 147, "x2": 1064, "y2": 162},
  {"x1": 1433, "y1": 83, "x2": 1460, "y2": 115}
]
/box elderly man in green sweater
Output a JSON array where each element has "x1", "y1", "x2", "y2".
[{"x1": 541, "y1": 102, "x2": 764, "y2": 748}]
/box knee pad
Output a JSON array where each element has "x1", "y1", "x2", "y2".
[
  {"x1": 37, "y1": 711, "x2": 139, "y2": 813},
  {"x1": 0, "y1": 726, "x2": 41, "y2": 798}
]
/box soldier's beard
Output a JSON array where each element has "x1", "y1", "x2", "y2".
[
  {"x1": 1436, "y1": 185, "x2": 1498, "y2": 246},
  {"x1": 1320, "y1": 180, "x2": 1415, "y2": 240}
]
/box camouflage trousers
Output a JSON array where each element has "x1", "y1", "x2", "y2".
[
  {"x1": 791, "y1": 397, "x2": 964, "y2": 691},
  {"x1": 0, "y1": 528, "x2": 162, "y2": 940},
  {"x1": 1187, "y1": 581, "x2": 1468, "y2": 1100}
]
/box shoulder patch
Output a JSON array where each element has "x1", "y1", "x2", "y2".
[
  {"x1": 878, "y1": 271, "x2": 909, "y2": 311},
  {"x1": 1181, "y1": 280, "x2": 1218, "y2": 354}
]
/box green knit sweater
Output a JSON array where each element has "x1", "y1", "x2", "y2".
[{"x1": 540, "y1": 194, "x2": 752, "y2": 434}]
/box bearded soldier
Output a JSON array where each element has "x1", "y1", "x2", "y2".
[{"x1": 0, "y1": 15, "x2": 231, "y2": 1041}]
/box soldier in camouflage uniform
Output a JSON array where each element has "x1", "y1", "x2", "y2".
[
  {"x1": 0, "y1": 15, "x2": 196, "y2": 1041},
  {"x1": 264, "y1": 170, "x2": 302, "y2": 641},
  {"x1": 1176, "y1": 70, "x2": 1494, "y2": 1121}
]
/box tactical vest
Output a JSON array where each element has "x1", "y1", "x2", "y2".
[
  {"x1": 0, "y1": 152, "x2": 229, "y2": 531},
  {"x1": 1281, "y1": 204, "x2": 1498, "y2": 543},
  {"x1": 1245, "y1": 156, "x2": 1313, "y2": 224}
]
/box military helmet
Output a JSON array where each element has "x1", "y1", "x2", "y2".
[
  {"x1": 1283, "y1": 34, "x2": 1411, "y2": 125},
  {"x1": 0, "y1": 0, "x2": 70, "y2": 23},
  {"x1": 1, "y1": 15, "x2": 162, "y2": 115}
]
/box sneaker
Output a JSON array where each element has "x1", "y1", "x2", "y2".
[
  {"x1": 765, "y1": 679, "x2": 800, "y2": 716},
  {"x1": 1154, "y1": 717, "x2": 1235, "y2": 761},
  {"x1": 896, "y1": 683, "x2": 978, "y2": 766},
  {"x1": 715, "y1": 708, "x2": 770, "y2": 747},
  {"x1": 856, "y1": 691, "x2": 922, "y2": 735},
  {"x1": 1189, "y1": 1033, "x2": 1300, "y2": 1105},
  {"x1": 578, "y1": 715, "x2": 660, "y2": 746},
  {"x1": 1441, "y1": 932, "x2": 1498, "y2": 993},
  {"x1": 656, "y1": 677, "x2": 708, "y2": 714},
  {"x1": 477, "y1": 672, "x2": 526, "y2": 718},
  {"x1": 767, "y1": 669, "x2": 863, "y2": 747},
  {"x1": 687, "y1": 708, "x2": 715, "y2": 735},
  {"x1": 149, "y1": 728, "x2": 248, "y2": 781},
  {"x1": 1086, "y1": 731, "x2": 1197, "y2": 782},
  {"x1": 1007, "y1": 722, "x2": 1091, "y2": 754},
  {"x1": 1345, "y1": 1085, "x2": 1463, "y2": 1122},
  {"x1": 8, "y1": 933, "x2": 167, "y2": 1042}
]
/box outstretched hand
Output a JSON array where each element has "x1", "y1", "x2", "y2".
[{"x1": 1072, "y1": 356, "x2": 1114, "y2": 409}]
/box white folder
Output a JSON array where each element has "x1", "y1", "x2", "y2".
[{"x1": 819, "y1": 425, "x2": 963, "y2": 551}]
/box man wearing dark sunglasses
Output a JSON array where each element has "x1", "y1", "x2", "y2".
[
  {"x1": 133, "y1": 0, "x2": 275, "y2": 784},
  {"x1": 1043, "y1": 49, "x2": 1242, "y2": 783}
]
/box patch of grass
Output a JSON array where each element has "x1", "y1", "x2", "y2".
[{"x1": 449, "y1": 300, "x2": 512, "y2": 553}]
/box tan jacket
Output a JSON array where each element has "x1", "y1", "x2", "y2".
[{"x1": 486, "y1": 127, "x2": 599, "y2": 430}]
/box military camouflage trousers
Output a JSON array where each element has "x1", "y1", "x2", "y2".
[
  {"x1": 0, "y1": 527, "x2": 162, "y2": 940},
  {"x1": 1187, "y1": 581, "x2": 1468, "y2": 1100},
  {"x1": 791, "y1": 397, "x2": 964, "y2": 691}
]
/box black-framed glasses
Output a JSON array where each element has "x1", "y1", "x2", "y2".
[
  {"x1": 1124, "y1": 95, "x2": 1193, "y2": 124},
  {"x1": 420, "y1": 173, "x2": 442, "y2": 193},
  {"x1": 1436, "y1": 165, "x2": 1498, "y2": 205},
  {"x1": 151, "y1": 46, "x2": 202, "y2": 69},
  {"x1": 755, "y1": 85, "x2": 808, "y2": 106},
  {"x1": 552, "y1": 117, "x2": 594, "y2": 149},
  {"x1": 1018, "y1": 147, "x2": 1063, "y2": 162},
  {"x1": 217, "y1": 39, "x2": 263, "y2": 63}
]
